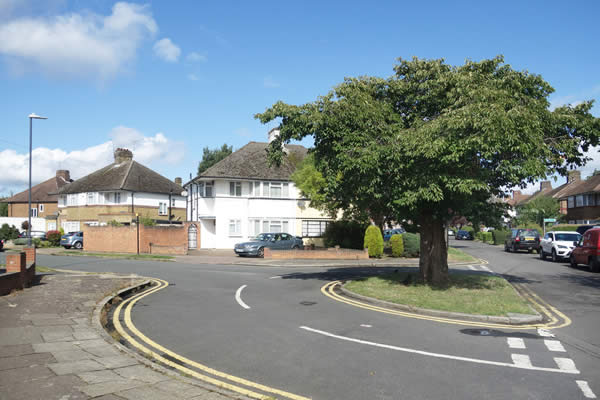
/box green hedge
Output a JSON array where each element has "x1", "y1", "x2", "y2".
[
  {"x1": 492, "y1": 230, "x2": 510, "y2": 245},
  {"x1": 323, "y1": 220, "x2": 368, "y2": 249},
  {"x1": 402, "y1": 232, "x2": 420, "y2": 257},
  {"x1": 516, "y1": 224, "x2": 543, "y2": 234},
  {"x1": 12, "y1": 238, "x2": 42, "y2": 247},
  {"x1": 364, "y1": 226, "x2": 384, "y2": 258},
  {"x1": 548, "y1": 224, "x2": 578, "y2": 232},
  {"x1": 390, "y1": 234, "x2": 404, "y2": 257}
]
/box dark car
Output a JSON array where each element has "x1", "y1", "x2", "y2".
[
  {"x1": 456, "y1": 230, "x2": 473, "y2": 240},
  {"x1": 383, "y1": 228, "x2": 405, "y2": 241},
  {"x1": 0, "y1": 239, "x2": 3, "y2": 251},
  {"x1": 60, "y1": 231, "x2": 84, "y2": 249},
  {"x1": 504, "y1": 228, "x2": 540, "y2": 253},
  {"x1": 234, "y1": 232, "x2": 304, "y2": 257},
  {"x1": 576, "y1": 225, "x2": 600, "y2": 235}
]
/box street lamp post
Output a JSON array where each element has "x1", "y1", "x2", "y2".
[{"x1": 28, "y1": 113, "x2": 47, "y2": 247}]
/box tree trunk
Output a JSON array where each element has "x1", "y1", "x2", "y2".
[{"x1": 419, "y1": 212, "x2": 449, "y2": 286}]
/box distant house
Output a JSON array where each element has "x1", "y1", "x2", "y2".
[
  {"x1": 557, "y1": 171, "x2": 600, "y2": 224},
  {"x1": 1, "y1": 170, "x2": 73, "y2": 231},
  {"x1": 184, "y1": 129, "x2": 334, "y2": 249},
  {"x1": 56, "y1": 148, "x2": 186, "y2": 232}
]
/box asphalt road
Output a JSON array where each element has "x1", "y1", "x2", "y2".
[{"x1": 3, "y1": 242, "x2": 598, "y2": 400}]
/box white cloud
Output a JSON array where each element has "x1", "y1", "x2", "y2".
[
  {"x1": 263, "y1": 76, "x2": 280, "y2": 88},
  {"x1": 153, "y1": 38, "x2": 180, "y2": 62},
  {"x1": 0, "y1": 2, "x2": 157, "y2": 81},
  {"x1": 186, "y1": 51, "x2": 206, "y2": 62},
  {"x1": 0, "y1": 126, "x2": 184, "y2": 193}
]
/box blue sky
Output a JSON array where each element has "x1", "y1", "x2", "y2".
[{"x1": 0, "y1": 0, "x2": 598, "y2": 195}]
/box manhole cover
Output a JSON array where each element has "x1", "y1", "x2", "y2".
[{"x1": 300, "y1": 301, "x2": 317, "y2": 306}]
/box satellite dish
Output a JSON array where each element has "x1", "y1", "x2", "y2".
[{"x1": 181, "y1": 191, "x2": 188, "y2": 197}]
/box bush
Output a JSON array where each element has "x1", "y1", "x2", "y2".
[
  {"x1": 139, "y1": 215, "x2": 156, "y2": 226},
  {"x1": 476, "y1": 231, "x2": 493, "y2": 243},
  {"x1": 402, "y1": 232, "x2": 420, "y2": 257},
  {"x1": 462, "y1": 226, "x2": 474, "y2": 232},
  {"x1": 323, "y1": 220, "x2": 368, "y2": 249},
  {"x1": 548, "y1": 224, "x2": 578, "y2": 232},
  {"x1": 364, "y1": 226, "x2": 384, "y2": 258},
  {"x1": 59, "y1": 227, "x2": 65, "y2": 236},
  {"x1": 46, "y1": 230, "x2": 61, "y2": 246},
  {"x1": 21, "y1": 221, "x2": 29, "y2": 231},
  {"x1": 107, "y1": 220, "x2": 123, "y2": 227},
  {"x1": 390, "y1": 234, "x2": 404, "y2": 257},
  {"x1": 13, "y1": 238, "x2": 41, "y2": 247},
  {"x1": 0, "y1": 223, "x2": 20, "y2": 241},
  {"x1": 492, "y1": 230, "x2": 510, "y2": 245}
]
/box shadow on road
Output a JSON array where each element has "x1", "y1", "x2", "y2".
[{"x1": 459, "y1": 328, "x2": 541, "y2": 339}]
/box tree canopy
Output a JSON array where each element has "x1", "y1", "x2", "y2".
[
  {"x1": 256, "y1": 56, "x2": 600, "y2": 285},
  {"x1": 197, "y1": 144, "x2": 233, "y2": 175},
  {"x1": 517, "y1": 195, "x2": 561, "y2": 227}
]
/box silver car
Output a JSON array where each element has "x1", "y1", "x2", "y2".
[
  {"x1": 234, "y1": 232, "x2": 304, "y2": 257},
  {"x1": 60, "y1": 231, "x2": 84, "y2": 249}
]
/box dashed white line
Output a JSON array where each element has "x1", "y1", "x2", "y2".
[
  {"x1": 360, "y1": 324, "x2": 372, "y2": 328},
  {"x1": 544, "y1": 339, "x2": 566, "y2": 352},
  {"x1": 511, "y1": 354, "x2": 533, "y2": 368},
  {"x1": 299, "y1": 326, "x2": 579, "y2": 374},
  {"x1": 538, "y1": 328, "x2": 555, "y2": 337},
  {"x1": 554, "y1": 357, "x2": 578, "y2": 372},
  {"x1": 235, "y1": 285, "x2": 250, "y2": 310},
  {"x1": 576, "y1": 381, "x2": 597, "y2": 399},
  {"x1": 269, "y1": 276, "x2": 281, "y2": 279},
  {"x1": 507, "y1": 338, "x2": 526, "y2": 349}
]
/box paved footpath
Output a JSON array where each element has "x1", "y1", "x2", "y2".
[{"x1": 0, "y1": 270, "x2": 239, "y2": 400}]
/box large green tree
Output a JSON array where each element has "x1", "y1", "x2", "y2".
[
  {"x1": 256, "y1": 56, "x2": 600, "y2": 286},
  {"x1": 517, "y1": 195, "x2": 560, "y2": 227},
  {"x1": 197, "y1": 144, "x2": 233, "y2": 175},
  {"x1": 0, "y1": 199, "x2": 7, "y2": 217}
]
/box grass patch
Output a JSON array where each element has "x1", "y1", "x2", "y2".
[
  {"x1": 35, "y1": 266, "x2": 55, "y2": 273},
  {"x1": 447, "y1": 247, "x2": 478, "y2": 263},
  {"x1": 53, "y1": 251, "x2": 174, "y2": 261},
  {"x1": 345, "y1": 271, "x2": 534, "y2": 316}
]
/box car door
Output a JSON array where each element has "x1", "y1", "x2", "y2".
[
  {"x1": 542, "y1": 233, "x2": 553, "y2": 253},
  {"x1": 577, "y1": 233, "x2": 592, "y2": 264},
  {"x1": 280, "y1": 233, "x2": 293, "y2": 249}
]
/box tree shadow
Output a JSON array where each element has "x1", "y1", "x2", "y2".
[
  {"x1": 459, "y1": 328, "x2": 541, "y2": 339},
  {"x1": 498, "y1": 274, "x2": 540, "y2": 285},
  {"x1": 279, "y1": 266, "x2": 418, "y2": 282}
]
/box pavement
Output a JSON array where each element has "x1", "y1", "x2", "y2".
[{"x1": 0, "y1": 269, "x2": 243, "y2": 400}]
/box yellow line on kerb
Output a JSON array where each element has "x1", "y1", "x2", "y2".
[
  {"x1": 321, "y1": 281, "x2": 569, "y2": 330},
  {"x1": 113, "y1": 279, "x2": 310, "y2": 400}
]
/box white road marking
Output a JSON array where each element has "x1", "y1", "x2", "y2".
[
  {"x1": 507, "y1": 338, "x2": 526, "y2": 349},
  {"x1": 299, "y1": 326, "x2": 579, "y2": 374},
  {"x1": 576, "y1": 381, "x2": 597, "y2": 399},
  {"x1": 480, "y1": 265, "x2": 493, "y2": 273},
  {"x1": 467, "y1": 265, "x2": 476, "y2": 271},
  {"x1": 511, "y1": 354, "x2": 533, "y2": 368},
  {"x1": 269, "y1": 276, "x2": 281, "y2": 279},
  {"x1": 235, "y1": 285, "x2": 250, "y2": 309},
  {"x1": 538, "y1": 328, "x2": 555, "y2": 337},
  {"x1": 544, "y1": 339, "x2": 566, "y2": 352},
  {"x1": 554, "y1": 357, "x2": 578, "y2": 372},
  {"x1": 360, "y1": 324, "x2": 372, "y2": 328}
]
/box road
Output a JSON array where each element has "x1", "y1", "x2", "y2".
[{"x1": 2, "y1": 241, "x2": 598, "y2": 400}]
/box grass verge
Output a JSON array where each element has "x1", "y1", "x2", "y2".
[
  {"x1": 447, "y1": 247, "x2": 478, "y2": 263},
  {"x1": 344, "y1": 271, "x2": 534, "y2": 316},
  {"x1": 52, "y1": 251, "x2": 174, "y2": 261}
]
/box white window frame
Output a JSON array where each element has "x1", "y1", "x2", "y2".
[
  {"x1": 158, "y1": 202, "x2": 168, "y2": 216},
  {"x1": 270, "y1": 182, "x2": 282, "y2": 198},
  {"x1": 39, "y1": 204, "x2": 45, "y2": 213},
  {"x1": 30, "y1": 208, "x2": 38, "y2": 217},
  {"x1": 87, "y1": 192, "x2": 95, "y2": 205},
  {"x1": 576, "y1": 194, "x2": 584, "y2": 207},
  {"x1": 114, "y1": 192, "x2": 121, "y2": 204},
  {"x1": 229, "y1": 219, "x2": 242, "y2": 236},
  {"x1": 302, "y1": 220, "x2": 330, "y2": 237},
  {"x1": 568, "y1": 196, "x2": 574, "y2": 208},
  {"x1": 230, "y1": 181, "x2": 242, "y2": 197}
]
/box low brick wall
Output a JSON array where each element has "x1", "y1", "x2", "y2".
[
  {"x1": 0, "y1": 249, "x2": 36, "y2": 296},
  {"x1": 83, "y1": 223, "x2": 195, "y2": 255},
  {"x1": 264, "y1": 247, "x2": 369, "y2": 260}
]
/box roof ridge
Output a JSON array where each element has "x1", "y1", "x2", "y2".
[{"x1": 120, "y1": 161, "x2": 135, "y2": 189}]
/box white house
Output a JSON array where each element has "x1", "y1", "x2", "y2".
[
  {"x1": 56, "y1": 148, "x2": 186, "y2": 232},
  {"x1": 185, "y1": 130, "x2": 333, "y2": 249}
]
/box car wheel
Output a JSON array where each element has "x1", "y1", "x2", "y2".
[
  {"x1": 551, "y1": 249, "x2": 558, "y2": 262},
  {"x1": 257, "y1": 247, "x2": 264, "y2": 258},
  {"x1": 513, "y1": 244, "x2": 518, "y2": 253},
  {"x1": 570, "y1": 254, "x2": 577, "y2": 268},
  {"x1": 540, "y1": 249, "x2": 546, "y2": 260},
  {"x1": 64, "y1": 245, "x2": 71, "y2": 249},
  {"x1": 504, "y1": 244, "x2": 509, "y2": 252},
  {"x1": 589, "y1": 257, "x2": 600, "y2": 273},
  {"x1": 74, "y1": 241, "x2": 83, "y2": 250},
  {"x1": 527, "y1": 248, "x2": 533, "y2": 253},
  {"x1": 292, "y1": 245, "x2": 299, "y2": 250}
]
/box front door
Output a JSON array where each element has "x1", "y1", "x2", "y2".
[{"x1": 200, "y1": 219, "x2": 216, "y2": 248}]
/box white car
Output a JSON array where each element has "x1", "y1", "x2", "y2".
[{"x1": 539, "y1": 231, "x2": 581, "y2": 262}]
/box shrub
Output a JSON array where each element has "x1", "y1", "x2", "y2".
[
  {"x1": 139, "y1": 215, "x2": 156, "y2": 226},
  {"x1": 59, "y1": 227, "x2": 65, "y2": 236},
  {"x1": 13, "y1": 237, "x2": 42, "y2": 247},
  {"x1": 21, "y1": 221, "x2": 29, "y2": 231},
  {"x1": 462, "y1": 226, "x2": 474, "y2": 232},
  {"x1": 323, "y1": 220, "x2": 368, "y2": 250},
  {"x1": 107, "y1": 220, "x2": 123, "y2": 227},
  {"x1": 0, "y1": 223, "x2": 20, "y2": 241},
  {"x1": 390, "y1": 234, "x2": 404, "y2": 257},
  {"x1": 483, "y1": 232, "x2": 493, "y2": 243},
  {"x1": 46, "y1": 230, "x2": 61, "y2": 246},
  {"x1": 402, "y1": 232, "x2": 420, "y2": 257},
  {"x1": 492, "y1": 230, "x2": 510, "y2": 245},
  {"x1": 364, "y1": 226, "x2": 384, "y2": 258},
  {"x1": 548, "y1": 224, "x2": 578, "y2": 232}
]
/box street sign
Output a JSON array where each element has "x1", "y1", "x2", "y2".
[{"x1": 543, "y1": 218, "x2": 557, "y2": 223}]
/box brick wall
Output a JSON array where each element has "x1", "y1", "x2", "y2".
[
  {"x1": 264, "y1": 247, "x2": 369, "y2": 260},
  {"x1": 82, "y1": 223, "x2": 196, "y2": 255},
  {"x1": 8, "y1": 202, "x2": 58, "y2": 218},
  {"x1": 0, "y1": 249, "x2": 36, "y2": 296},
  {"x1": 60, "y1": 205, "x2": 186, "y2": 224}
]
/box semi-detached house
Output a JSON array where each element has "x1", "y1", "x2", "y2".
[{"x1": 184, "y1": 129, "x2": 333, "y2": 249}]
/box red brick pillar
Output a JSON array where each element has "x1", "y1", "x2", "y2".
[
  {"x1": 6, "y1": 252, "x2": 26, "y2": 289},
  {"x1": 24, "y1": 247, "x2": 36, "y2": 265},
  {"x1": 263, "y1": 247, "x2": 272, "y2": 258}
]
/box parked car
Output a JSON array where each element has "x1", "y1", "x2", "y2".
[
  {"x1": 383, "y1": 228, "x2": 405, "y2": 241},
  {"x1": 504, "y1": 228, "x2": 540, "y2": 253},
  {"x1": 234, "y1": 232, "x2": 304, "y2": 257},
  {"x1": 0, "y1": 239, "x2": 3, "y2": 251},
  {"x1": 456, "y1": 230, "x2": 473, "y2": 240},
  {"x1": 60, "y1": 231, "x2": 84, "y2": 249},
  {"x1": 576, "y1": 225, "x2": 600, "y2": 235},
  {"x1": 570, "y1": 228, "x2": 600, "y2": 272},
  {"x1": 18, "y1": 230, "x2": 46, "y2": 240},
  {"x1": 447, "y1": 229, "x2": 455, "y2": 237},
  {"x1": 539, "y1": 231, "x2": 581, "y2": 262}
]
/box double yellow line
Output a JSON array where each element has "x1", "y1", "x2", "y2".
[
  {"x1": 112, "y1": 279, "x2": 310, "y2": 400},
  {"x1": 321, "y1": 281, "x2": 571, "y2": 330}
]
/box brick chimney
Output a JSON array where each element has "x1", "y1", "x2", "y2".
[
  {"x1": 174, "y1": 177, "x2": 182, "y2": 186},
  {"x1": 114, "y1": 148, "x2": 133, "y2": 163},
  {"x1": 567, "y1": 170, "x2": 581, "y2": 183},
  {"x1": 56, "y1": 170, "x2": 70, "y2": 182},
  {"x1": 512, "y1": 190, "x2": 529, "y2": 203},
  {"x1": 540, "y1": 181, "x2": 552, "y2": 192}
]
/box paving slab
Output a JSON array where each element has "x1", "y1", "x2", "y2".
[
  {"x1": 0, "y1": 364, "x2": 55, "y2": 386},
  {"x1": 0, "y1": 374, "x2": 87, "y2": 400},
  {"x1": 52, "y1": 348, "x2": 94, "y2": 362},
  {"x1": 94, "y1": 355, "x2": 139, "y2": 369},
  {"x1": 78, "y1": 379, "x2": 147, "y2": 397},
  {"x1": 0, "y1": 344, "x2": 34, "y2": 358},
  {"x1": 33, "y1": 341, "x2": 80, "y2": 353},
  {"x1": 0, "y1": 352, "x2": 55, "y2": 371},
  {"x1": 115, "y1": 364, "x2": 171, "y2": 384},
  {"x1": 154, "y1": 379, "x2": 212, "y2": 398},
  {"x1": 118, "y1": 385, "x2": 184, "y2": 400},
  {"x1": 0, "y1": 327, "x2": 43, "y2": 345},
  {"x1": 77, "y1": 369, "x2": 123, "y2": 384},
  {"x1": 80, "y1": 343, "x2": 122, "y2": 357},
  {"x1": 48, "y1": 359, "x2": 106, "y2": 375}
]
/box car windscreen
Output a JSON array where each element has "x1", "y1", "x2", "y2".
[
  {"x1": 255, "y1": 233, "x2": 273, "y2": 241},
  {"x1": 554, "y1": 233, "x2": 580, "y2": 242},
  {"x1": 519, "y1": 230, "x2": 539, "y2": 237}
]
